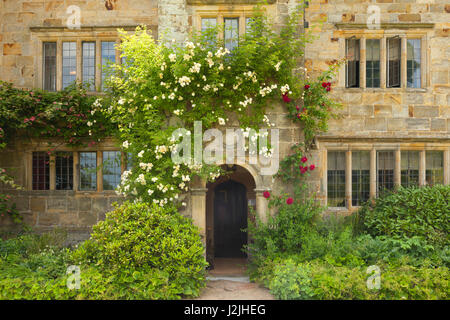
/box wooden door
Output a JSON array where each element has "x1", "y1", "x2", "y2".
[{"x1": 214, "y1": 180, "x2": 248, "y2": 258}]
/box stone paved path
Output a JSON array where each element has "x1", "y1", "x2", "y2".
[
  {"x1": 195, "y1": 276, "x2": 274, "y2": 300},
  {"x1": 192, "y1": 258, "x2": 274, "y2": 300}
]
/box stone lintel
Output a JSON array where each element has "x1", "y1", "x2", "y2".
[
  {"x1": 335, "y1": 23, "x2": 435, "y2": 30},
  {"x1": 187, "y1": 0, "x2": 276, "y2": 4},
  {"x1": 30, "y1": 25, "x2": 157, "y2": 33}
]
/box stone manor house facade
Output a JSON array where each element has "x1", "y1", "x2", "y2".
[{"x1": 0, "y1": 1, "x2": 449, "y2": 259}]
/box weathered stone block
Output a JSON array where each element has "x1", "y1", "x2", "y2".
[
  {"x1": 30, "y1": 198, "x2": 46, "y2": 212},
  {"x1": 92, "y1": 197, "x2": 108, "y2": 212},
  {"x1": 431, "y1": 119, "x2": 446, "y2": 131},
  {"x1": 406, "y1": 118, "x2": 430, "y2": 130},
  {"x1": 387, "y1": 118, "x2": 406, "y2": 131},
  {"x1": 38, "y1": 212, "x2": 60, "y2": 226},
  {"x1": 413, "y1": 106, "x2": 439, "y2": 118},
  {"x1": 78, "y1": 198, "x2": 92, "y2": 211},
  {"x1": 47, "y1": 197, "x2": 67, "y2": 211},
  {"x1": 374, "y1": 105, "x2": 392, "y2": 117},
  {"x1": 398, "y1": 14, "x2": 421, "y2": 22},
  {"x1": 365, "y1": 118, "x2": 387, "y2": 131},
  {"x1": 349, "y1": 105, "x2": 373, "y2": 117},
  {"x1": 60, "y1": 213, "x2": 79, "y2": 226},
  {"x1": 79, "y1": 212, "x2": 98, "y2": 226},
  {"x1": 3, "y1": 43, "x2": 21, "y2": 55}
]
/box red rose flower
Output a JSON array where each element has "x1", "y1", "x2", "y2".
[
  {"x1": 326, "y1": 86, "x2": 331, "y2": 92},
  {"x1": 322, "y1": 82, "x2": 327, "y2": 88},
  {"x1": 304, "y1": 84, "x2": 310, "y2": 90},
  {"x1": 296, "y1": 105, "x2": 300, "y2": 111},
  {"x1": 263, "y1": 191, "x2": 270, "y2": 199},
  {"x1": 282, "y1": 94, "x2": 291, "y2": 103},
  {"x1": 286, "y1": 197, "x2": 293, "y2": 205},
  {"x1": 300, "y1": 167, "x2": 308, "y2": 174},
  {"x1": 309, "y1": 164, "x2": 315, "y2": 171},
  {"x1": 301, "y1": 156, "x2": 308, "y2": 163},
  {"x1": 299, "y1": 165, "x2": 303, "y2": 170},
  {"x1": 327, "y1": 82, "x2": 331, "y2": 87}
]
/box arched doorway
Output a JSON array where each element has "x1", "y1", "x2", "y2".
[{"x1": 214, "y1": 180, "x2": 247, "y2": 258}]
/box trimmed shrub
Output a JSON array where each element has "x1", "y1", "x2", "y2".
[
  {"x1": 72, "y1": 201, "x2": 208, "y2": 299},
  {"x1": 355, "y1": 185, "x2": 449, "y2": 246},
  {"x1": 265, "y1": 259, "x2": 449, "y2": 300}
]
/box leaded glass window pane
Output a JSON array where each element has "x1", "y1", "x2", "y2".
[
  {"x1": 32, "y1": 152, "x2": 49, "y2": 190},
  {"x1": 328, "y1": 151, "x2": 346, "y2": 207},
  {"x1": 82, "y1": 42, "x2": 95, "y2": 91},
  {"x1": 426, "y1": 151, "x2": 444, "y2": 186},
  {"x1": 346, "y1": 38, "x2": 360, "y2": 88},
  {"x1": 102, "y1": 41, "x2": 116, "y2": 90},
  {"x1": 43, "y1": 42, "x2": 57, "y2": 91},
  {"x1": 79, "y1": 152, "x2": 97, "y2": 191},
  {"x1": 62, "y1": 42, "x2": 77, "y2": 89},
  {"x1": 103, "y1": 151, "x2": 121, "y2": 190},
  {"x1": 366, "y1": 39, "x2": 380, "y2": 88},
  {"x1": 224, "y1": 18, "x2": 239, "y2": 52},
  {"x1": 377, "y1": 151, "x2": 394, "y2": 194},
  {"x1": 387, "y1": 38, "x2": 401, "y2": 88},
  {"x1": 56, "y1": 152, "x2": 73, "y2": 190},
  {"x1": 407, "y1": 39, "x2": 421, "y2": 88},
  {"x1": 401, "y1": 151, "x2": 419, "y2": 187},
  {"x1": 352, "y1": 151, "x2": 370, "y2": 206}
]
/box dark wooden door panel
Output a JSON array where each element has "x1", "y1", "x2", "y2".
[{"x1": 214, "y1": 180, "x2": 247, "y2": 258}]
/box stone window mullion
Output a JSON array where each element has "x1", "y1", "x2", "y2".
[
  {"x1": 401, "y1": 36, "x2": 407, "y2": 88},
  {"x1": 370, "y1": 148, "x2": 377, "y2": 199},
  {"x1": 360, "y1": 37, "x2": 366, "y2": 89},
  {"x1": 394, "y1": 149, "x2": 401, "y2": 188},
  {"x1": 56, "y1": 40, "x2": 62, "y2": 91},
  {"x1": 95, "y1": 40, "x2": 102, "y2": 92},
  {"x1": 380, "y1": 37, "x2": 386, "y2": 89},
  {"x1": 419, "y1": 150, "x2": 426, "y2": 186},
  {"x1": 345, "y1": 150, "x2": 352, "y2": 210},
  {"x1": 97, "y1": 151, "x2": 103, "y2": 192}
]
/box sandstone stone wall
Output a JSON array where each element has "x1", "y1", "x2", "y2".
[
  {"x1": 304, "y1": 0, "x2": 449, "y2": 137},
  {"x1": 0, "y1": 0, "x2": 158, "y2": 88},
  {"x1": 304, "y1": 0, "x2": 449, "y2": 213}
]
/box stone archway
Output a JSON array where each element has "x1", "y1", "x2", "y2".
[{"x1": 189, "y1": 163, "x2": 270, "y2": 269}]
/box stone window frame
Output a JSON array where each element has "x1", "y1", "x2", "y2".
[
  {"x1": 338, "y1": 30, "x2": 429, "y2": 91},
  {"x1": 321, "y1": 143, "x2": 449, "y2": 213},
  {"x1": 26, "y1": 144, "x2": 127, "y2": 194},
  {"x1": 34, "y1": 33, "x2": 122, "y2": 92},
  {"x1": 192, "y1": 3, "x2": 276, "y2": 39}
]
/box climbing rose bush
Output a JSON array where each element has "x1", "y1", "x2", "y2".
[{"x1": 101, "y1": 7, "x2": 340, "y2": 207}]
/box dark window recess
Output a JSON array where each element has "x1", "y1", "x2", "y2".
[
  {"x1": 352, "y1": 151, "x2": 370, "y2": 206},
  {"x1": 346, "y1": 38, "x2": 360, "y2": 88},
  {"x1": 401, "y1": 151, "x2": 419, "y2": 188},
  {"x1": 32, "y1": 152, "x2": 50, "y2": 190},
  {"x1": 377, "y1": 151, "x2": 394, "y2": 194},
  {"x1": 387, "y1": 37, "x2": 401, "y2": 88},
  {"x1": 55, "y1": 152, "x2": 73, "y2": 190},
  {"x1": 327, "y1": 151, "x2": 346, "y2": 207},
  {"x1": 43, "y1": 42, "x2": 57, "y2": 91},
  {"x1": 366, "y1": 39, "x2": 380, "y2": 88}
]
